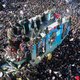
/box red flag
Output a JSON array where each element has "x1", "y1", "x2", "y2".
[
  {"x1": 54, "y1": 13, "x2": 61, "y2": 19},
  {"x1": 75, "y1": 76, "x2": 79, "y2": 80}
]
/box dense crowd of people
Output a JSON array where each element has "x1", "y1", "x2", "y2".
[
  {"x1": 33, "y1": 27, "x2": 80, "y2": 80},
  {"x1": 0, "y1": 0, "x2": 80, "y2": 80},
  {"x1": 0, "y1": 0, "x2": 70, "y2": 62},
  {"x1": 0, "y1": 0, "x2": 70, "y2": 26},
  {"x1": 0, "y1": 0, "x2": 55, "y2": 24},
  {"x1": 0, "y1": 23, "x2": 80, "y2": 80}
]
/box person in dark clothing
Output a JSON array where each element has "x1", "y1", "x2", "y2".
[
  {"x1": 23, "y1": 19, "x2": 30, "y2": 34},
  {"x1": 36, "y1": 18, "x2": 41, "y2": 30},
  {"x1": 71, "y1": 65, "x2": 78, "y2": 76},
  {"x1": 0, "y1": 55, "x2": 6, "y2": 66},
  {"x1": 12, "y1": 26, "x2": 17, "y2": 35},
  {"x1": 14, "y1": 39, "x2": 21, "y2": 49},
  {"x1": 31, "y1": 20, "x2": 34, "y2": 29},
  {"x1": 8, "y1": 73, "x2": 16, "y2": 80},
  {"x1": 0, "y1": 2, "x2": 4, "y2": 11},
  {"x1": 41, "y1": 13, "x2": 46, "y2": 23}
]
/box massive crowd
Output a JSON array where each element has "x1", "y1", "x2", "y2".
[
  {"x1": 0, "y1": 0, "x2": 80, "y2": 80},
  {"x1": 0, "y1": 0, "x2": 70, "y2": 25},
  {"x1": 33, "y1": 27, "x2": 80, "y2": 80},
  {"x1": 0, "y1": 22, "x2": 80, "y2": 80},
  {"x1": 0, "y1": 0, "x2": 55, "y2": 24},
  {"x1": 0, "y1": 0, "x2": 69, "y2": 60}
]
